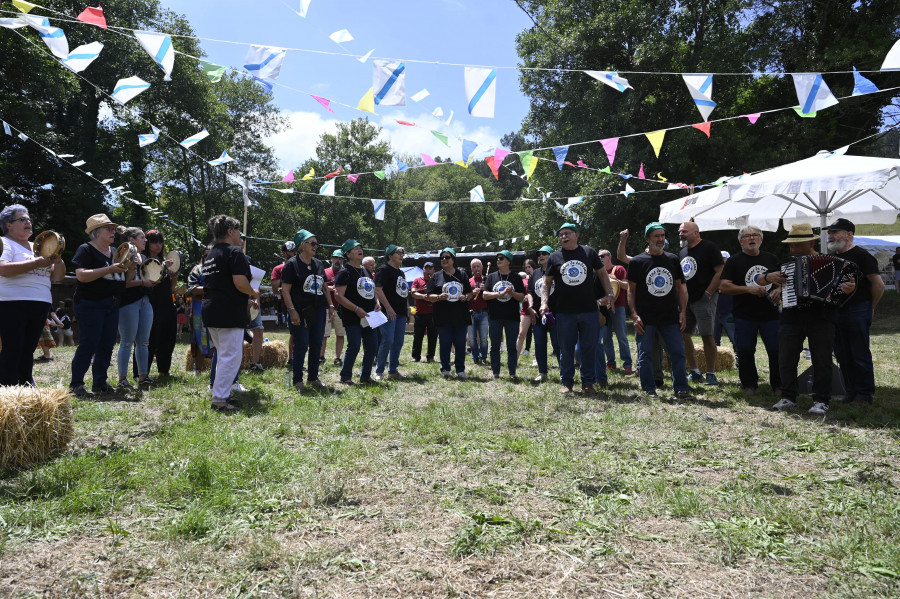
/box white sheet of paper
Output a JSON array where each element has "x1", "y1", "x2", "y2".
[
  {"x1": 365, "y1": 310, "x2": 388, "y2": 329},
  {"x1": 249, "y1": 265, "x2": 266, "y2": 290}
]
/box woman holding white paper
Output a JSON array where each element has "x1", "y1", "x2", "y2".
[{"x1": 334, "y1": 239, "x2": 380, "y2": 384}]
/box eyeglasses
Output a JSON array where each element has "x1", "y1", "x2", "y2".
[
  {"x1": 538, "y1": 252, "x2": 550, "y2": 256},
  {"x1": 440, "y1": 255, "x2": 453, "y2": 260},
  {"x1": 308, "y1": 241, "x2": 319, "y2": 247},
  {"x1": 599, "y1": 253, "x2": 611, "y2": 258},
  {"x1": 741, "y1": 233, "x2": 761, "y2": 239},
  {"x1": 496, "y1": 256, "x2": 507, "y2": 261},
  {"x1": 11, "y1": 217, "x2": 32, "y2": 224}
]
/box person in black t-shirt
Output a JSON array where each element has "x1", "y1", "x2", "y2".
[
  {"x1": 719, "y1": 225, "x2": 782, "y2": 394},
  {"x1": 678, "y1": 222, "x2": 724, "y2": 386},
  {"x1": 202, "y1": 215, "x2": 258, "y2": 412},
  {"x1": 374, "y1": 244, "x2": 410, "y2": 379},
  {"x1": 426, "y1": 248, "x2": 474, "y2": 377},
  {"x1": 529, "y1": 245, "x2": 559, "y2": 382},
  {"x1": 483, "y1": 250, "x2": 526, "y2": 378},
  {"x1": 540, "y1": 223, "x2": 613, "y2": 394},
  {"x1": 281, "y1": 229, "x2": 330, "y2": 392},
  {"x1": 334, "y1": 239, "x2": 380, "y2": 384},
  {"x1": 893, "y1": 247, "x2": 900, "y2": 293},
  {"x1": 627, "y1": 223, "x2": 691, "y2": 399},
  {"x1": 825, "y1": 218, "x2": 884, "y2": 406},
  {"x1": 69, "y1": 214, "x2": 129, "y2": 397}
]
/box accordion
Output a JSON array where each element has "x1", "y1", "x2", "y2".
[{"x1": 780, "y1": 255, "x2": 860, "y2": 308}]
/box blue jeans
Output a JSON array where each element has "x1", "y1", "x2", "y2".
[
  {"x1": 341, "y1": 324, "x2": 377, "y2": 381},
  {"x1": 557, "y1": 311, "x2": 600, "y2": 387},
  {"x1": 532, "y1": 320, "x2": 559, "y2": 375},
  {"x1": 636, "y1": 322, "x2": 689, "y2": 393},
  {"x1": 603, "y1": 305, "x2": 632, "y2": 369},
  {"x1": 834, "y1": 301, "x2": 874, "y2": 401},
  {"x1": 438, "y1": 325, "x2": 468, "y2": 373},
  {"x1": 714, "y1": 313, "x2": 736, "y2": 346},
  {"x1": 118, "y1": 296, "x2": 153, "y2": 378},
  {"x1": 291, "y1": 306, "x2": 327, "y2": 384},
  {"x1": 734, "y1": 317, "x2": 780, "y2": 391},
  {"x1": 468, "y1": 311, "x2": 489, "y2": 359},
  {"x1": 489, "y1": 319, "x2": 519, "y2": 376},
  {"x1": 376, "y1": 315, "x2": 407, "y2": 374},
  {"x1": 593, "y1": 323, "x2": 610, "y2": 384},
  {"x1": 70, "y1": 297, "x2": 120, "y2": 388}
]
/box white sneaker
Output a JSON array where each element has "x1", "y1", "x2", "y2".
[
  {"x1": 808, "y1": 402, "x2": 829, "y2": 415},
  {"x1": 231, "y1": 383, "x2": 248, "y2": 393},
  {"x1": 456, "y1": 371, "x2": 467, "y2": 379},
  {"x1": 771, "y1": 398, "x2": 797, "y2": 411},
  {"x1": 373, "y1": 373, "x2": 384, "y2": 381},
  {"x1": 531, "y1": 359, "x2": 538, "y2": 367},
  {"x1": 207, "y1": 385, "x2": 212, "y2": 396},
  {"x1": 522, "y1": 350, "x2": 530, "y2": 356},
  {"x1": 440, "y1": 370, "x2": 451, "y2": 378}
]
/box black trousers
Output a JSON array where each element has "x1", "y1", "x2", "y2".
[
  {"x1": 0, "y1": 300, "x2": 49, "y2": 386},
  {"x1": 411, "y1": 312, "x2": 437, "y2": 361},
  {"x1": 779, "y1": 314, "x2": 835, "y2": 404},
  {"x1": 137, "y1": 307, "x2": 177, "y2": 376}
]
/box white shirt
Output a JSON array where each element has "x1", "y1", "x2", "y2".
[{"x1": 0, "y1": 237, "x2": 52, "y2": 302}]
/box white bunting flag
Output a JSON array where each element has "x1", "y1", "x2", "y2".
[
  {"x1": 424, "y1": 201, "x2": 440, "y2": 223},
  {"x1": 329, "y1": 29, "x2": 353, "y2": 43},
  {"x1": 470, "y1": 185, "x2": 485, "y2": 202},
  {"x1": 101, "y1": 178, "x2": 113, "y2": 184},
  {"x1": 446, "y1": 110, "x2": 454, "y2": 125},
  {"x1": 411, "y1": 89, "x2": 429, "y2": 102},
  {"x1": 243, "y1": 45, "x2": 286, "y2": 90},
  {"x1": 566, "y1": 196, "x2": 583, "y2": 207},
  {"x1": 621, "y1": 183, "x2": 635, "y2": 197},
  {"x1": 0, "y1": 18, "x2": 27, "y2": 29},
  {"x1": 138, "y1": 125, "x2": 160, "y2": 147},
  {"x1": 134, "y1": 31, "x2": 175, "y2": 81},
  {"x1": 71, "y1": 160, "x2": 86, "y2": 167},
  {"x1": 61, "y1": 41, "x2": 103, "y2": 73},
  {"x1": 585, "y1": 71, "x2": 633, "y2": 92},
  {"x1": 296, "y1": 0, "x2": 312, "y2": 18},
  {"x1": 682, "y1": 74, "x2": 716, "y2": 121},
  {"x1": 242, "y1": 179, "x2": 251, "y2": 208},
  {"x1": 57, "y1": 153, "x2": 74, "y2": 158},
  {"x1": 373, "y1": 59, "x2": 406, "y2": 106},
  {"x1": 792, "y1": 73, "x2": 838, "y2": 114},
  {"x1": 18, "y1": 133, "x2": 29, "y2": 142},
  {"x1": 881, "y1": 39, "x2": 900, "y2": 71},
  {"x1": 319, "y1": 179, "x2": 335, "y2": 196},
  {"x1": 111, "y1": 76, "x2": 150, "y2": 104},
  {"x1": 358, "y1": 48, "x2": 374, "y2": 63},
  {"x1": 179, "y1": 128, "x2": 209, "y2": 148},
  {"x1": 2, "y1": 122, "x2": 10, "y2": 136},
  {"x1": 23, "y1": 15, "x2": 69, "y2": 59},
  {"x1": 208, "y1": 150, "x2": 234, "y2": 166},
  {"x1": 432, "y1": 107, "x2": 444, "y2": 118},
  {"x1": 371, "y1": 199, "x2": 386, "y2": 221},
  {"x1": 464, "y1": 67, "x2": 497, "y2": 118}
]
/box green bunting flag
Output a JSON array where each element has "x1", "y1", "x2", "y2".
[
  {"x1": 792, "y1": 106, "x2": 817, "y2": 118},
  {"x1": 374, "y1": 171, "x2": 386, "y2": 180},
  {"x1": 431, "y1": 130, "x2": 450, "y2": 147},
  {"x1": 201, "y1": 60, "x2": 226, "y2": 83},
  {"x1": 517, "y1": 151, "x2": 538, "y2": 179}
]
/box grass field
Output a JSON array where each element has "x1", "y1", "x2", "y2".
[{"x1": 2, "y1": 295, "x2": 899, "y2": 598}]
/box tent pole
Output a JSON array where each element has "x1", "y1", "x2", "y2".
[{"x1": 819, "y1": 192, "x2": 828, "y2": 251}]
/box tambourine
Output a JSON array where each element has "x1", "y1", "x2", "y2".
[
  {"x1": 140, "y1": 257, "x2": 165, "y2": 284},
  {"x1": 165, "y1": 249, "x2": 184, "y2": 274},
  {"x1": 249, "y1": 303, "x2": 260, "y2": 321},
  {"x1": 33, "y1": 230, "x2": 65, "y2": 260},
  {"x1": 609, "y1": 277, "x2": 622, "y2": 302},
  {"x1": 113, "y1": 242, "x2": 138, "y2": 268}
]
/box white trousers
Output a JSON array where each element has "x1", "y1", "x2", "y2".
[{"x1": 208, "y1": 327, "x2": 244, "y2": 402}]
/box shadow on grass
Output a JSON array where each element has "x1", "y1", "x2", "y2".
[{"x1": 740, "y1": 385, "x2": 900, "y2": 430}]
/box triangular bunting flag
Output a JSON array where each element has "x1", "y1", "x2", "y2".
[
  {"x1": 470, "y1": 185, "x2": 485, "y2": 202},
  {"x1": 329, "y1": 29, "x2": 353, "y2": 43},
  {"x1": 138, "y1": 125, "x2": 160, "y2": 147},
  {"x1": 179, "y1": 128, "x2": 209, "y2": 148},
  {"x1": 599, "y1": 166, "x2": 611, "y2": 174},
  {"x1": 76, "y1": 6, "x2": 107, "y2": 28},
  {"x1": 411, "y1": 89, "x2": 429, "y2": 102},
  {"x1": 851, "y1": 67, "x2": 878, "y2": 96},
  {"x1": 325, "y1": 167, "x2": 341, "y2": 179},
  {"x1": 494, "y1": 148, "x2": 511, "y2": 166},
  {"x1": 358, "y1": 49, "x2": 374, "y2": 63},
  {"x1": 743, "y1": 113, "x2": 761, "y2": 124},
  {"x1": 62, "y1": 41, "x2": 103, "y2": 73},
  {"x1": 682, "y1": 74, "x2": 716, "y2": 121},
  {"x1": 553, "y1": 146, "x2": 569, "y2": 170},
  {"x1": 585, "y1": 71, "x2": 632, "y2": 92},
  {"x1": 296, "y1": 0, "x2": 312, "y2": 18},
  {"x1": 0, "y1": 18, "x2": 27, "y2": 29},
  {"x1": 12, "y1": 1, "x2": 35, "y2": 13},
  {"x1": 373, "y1": 59, "x2": 406, "y2": 106},
  {"x1": 395, "y1": 159, "x2": 409, "y2": 173},
  {"x1": 881, "y1": 39, "x2": 900, "y2": 70},
  {"x1": 301, "y1": 168, "x2": 315, "y2": 180},
  {"x1": 645, "y1": 130, "x2": 666, "y2": 158},
  {"x1": 374, "y1": 171, "x2": 386, "y2": 180},
  {"x1": 134, "y1": 31, "x2": 174, "y2": 81},
  {"x1": 462, "y1": 139, "x2": 478, "y2": 163},
  {"x1": 692, "y1": 122, "x2": 711, "y2": 138},
  {"x1": 2, "y1": 122, "x2": 10, "y2": 136},
  {"x1": 347, "y1": 174, "x2": 359, "y2": 183},
  {"x1": 371, "y1": 199, "x2": 386, "y2": 221},
  {"x1": 319, "y1": 179, "x2": 335, "y2": 196},
  {"x1": 638, "y1": 163, "x2": 645, "y2": 179},
  {"x1": 310, "y1": 95, "x2": 334, "y2": 112},
  {"x1": 201, "y1": 60, "x2": 226, "y2": 83},
  {"x1": 657, "y1": 173, "x2": 668, "y2": 182},
  {"x1": 112, "y1": 76, "x2": 150, "y2": 104},
  {"x1": 464, "y1": 67, "x2": 497, "y2": 118},
  {"x1": 622, "y1": 183, "x2": 635, "y2": 197},
  {"x1": 792, "y1": 73, "x2": 838, "y2": 114},
  {"x1": 432, "y1": 107, "x2": 443, "y2": 117},
  {"x1": 282, "y1": 170, "x2": 294, "y2": 183},
  {"x1": 208, "y1": 150, "x2": 234, "y2": 166},
  {"x1": 244, "y1": 45, "x2": 286, "y2": 90},
  {"x1": 431, "y1": 130, "x2": 449, "y2": 147},
  {"x1": 396, "y1": 120, "x2": 416, "y2": 126},
  {"x1": 421, "y1": 153, "x2": 438, "y2": 166},
  {"x1": 424, "y1": 201, "x2": 440, "y2": 223},
  {"x1": 484, "y1": 156, "x2": 499, "y2": 180},
  {"x1": 600, "y1": 138, "x2": 618, "y2": 166},
  {"x1": 24, "y1": 16, "x2": 69, "y2": 59},
  {"x1": 518, "y1": 150, "x2": 538, "y2": 179},
  {"x1": 357, "y1": 87, "x2": 375, "y2": 113},
  {"x1": 793, "y1": 106, "x2": 817, "y2": 118}
]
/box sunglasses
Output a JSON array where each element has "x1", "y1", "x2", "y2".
[
  {"x1": 440, "y1": 255, "x2": 453, "y2": 260},
  {"x1": 308, "y1": 241, "x2": 319, "y2": 247},
  {"x1": 538, "y1": 252, "x2": 550, "y2": 256},
  {"x1": 599, "y1": 253, "x2": 611, "y2": 258},
  {"x1": 496, "y1": 256, "x2": 508, "y2": 261}
]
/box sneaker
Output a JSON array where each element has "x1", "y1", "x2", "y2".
[
  {"x1": 623, "y1": 367, "x2": 635, "y2": 376},
  {"x1": 293, "y1": 381, "x2": 305, "y2": 393},
  {"x1": 426, "y1": 357, "x2": 435, "y2": 363},
  {"x1": 705, "y1": 373, "x2": 719, "y2": 386},
  {"x1": 231, "y1": 383, "x2": 248, "y2": 393},
  {"x1": 582, "y1": 385, "x2": 596, "y2": 394},
  {"x1": 70, "y1": 384, "x2": 93, "y2": 398},
  {"x1": 456, "y1": 371, "x2": 467, "y2": 379},
  {"x1": 532, "y1": 373, "x2": 547, "y2": 383},
  {"x1": 440, "y1": 370, "x2": 451, "y2": 378},
  {"x1": 675, "y1": 390, "x2": 694, "y2": 401},
  {"x1": 250, "y1": 363, "x2": 264, "y2": 373},
  {"x1": 689, "y1": 370, "x2": 703, "y2": 383},
  {"x1": 606, "y1": 364, "x2": 615, "y2": 371},
  {"x1": 36, "y1": 355, "x2": 52, "y2": 362},
  {"x1": 645, "y1": 390, "x2": 658, "y2": 398},
  {"x1": 117, "y1": 380, "x2": 134, "y2": 390},
  {"x1": 359, "y1": 377, "x2": 375, "y2": 384},
  {"x1": 531, "y1": 359, "x2": 538, "y2": 367},
  {"x1": 340, "y1": 379, "x2": 355, "y2": 385},
  {"x1": 559, "y1": 385, "x2": 573, "y2": 394},
  {"x1": 808, "y1": 402, "x2": 829, "y2": 415},
  {"x1": 386, "y1": 371, "x2": 403, "y2": 380},
  {"x1": 772, "y1": 398, "x2": 797, "y2": 411},
  {"x1": 492, "y1": 373, "x2": 500, "y2": 379},
  {"x1": 91, "y1": 382, "x2": 116, "y2": 394},
  {"x1": 333, "y1": 358, "x2": 343, "y2": 366},
  {"x1": 412, "y1": 357, "x2": 421, "y2": 362},
  {"x1": 373, "y1": 373, "x2": 384, "y2": 381},
  {"x1": 319, "y1": 356, "x2": 326, "y2": 365},
  {"x1": 522, "y1": 350, "x2": 530, "y2": 356},
  {"x1": 307, "y1": 379, "x2": 326, "y2": 389},
  {"x1": 142, "y1": 376, "x2": 156, "y2": 385}
]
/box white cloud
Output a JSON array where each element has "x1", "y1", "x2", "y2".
[{"x1": 265, "y1": 110, "x2": 340, "y2": 170}]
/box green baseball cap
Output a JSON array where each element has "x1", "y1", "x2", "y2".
[
  {"x1": 557, "y1": 222, "x2": 579, "y2": 235},
  {"x1": 340, "y1": 239, "x2": 362, "y2": 256},
  {"x1": 644, "y1": 222, "x2": 666, "y2": 237},
  {"x1": 538, "y1": 245, "x2": 554, "y2": 254},
  {"x1": 440, "y1": 247, "x2": 456, "y2": 257},
  {"x1": 385, "y1": 244, "x2": 402, "y2": 258},
  {"x1": 496, "y1": 250, "x2": 513, "y2": 262},
  {"x1": 331, "y1": 249, "x2": 344, "y2": 259},
  {"x1": 293, "y1": 229, "x2": 315, "y2": 247}
]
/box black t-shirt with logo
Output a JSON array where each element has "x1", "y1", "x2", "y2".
[
  {"x1": 529, "y1": 266, "x2": 556, "y2": 313},
  {"x1": 71, "y1": 243, "x2": 126, "y2": 303},
  {"x1": 201, "y1": 243, "x2": 252, "y2": 329},
  {"x1": 720, "y1": 251, "x2": 780, "y2": 321},
  {"x1": 679, "y1": 238, "x2": 724, "y2": 301},
  {"x1": 835, "y1": 245, "x2": 879, "y2": 305},
  {"x1": 374, "y1": 264, "x2": 410, "y2": 315},
  {"x1": 335, "y1": 264, "x2": 377, "y2": 327},
  {"x1": 426, "y1": 268, "x2": 473, "y2": 327},
  {"x1": 484, "y1": 270, "x2": 526, "y2": 321},
  {"x1": 545, "y1": 244, "x2": 603, "y2": 314},
  {"x1": 282, "y1": 255, "x2": 327, "y2": 310},
  {"x1": 626, "y1": 251, "x2": 684, "y2": 326}
]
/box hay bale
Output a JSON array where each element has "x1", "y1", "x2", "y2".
[
  {"x1": 663, "y1": 346, "x2": 735, "y2": 371},
  {"x1": 0, "y1": 386, "x2": 74, "y2": 470},
  {"x1": 184, "y1": 349, "x2": 209, "y2": 373},
  {"x1": 186, "y1": 340, "x2": 288, "y2": 372}
]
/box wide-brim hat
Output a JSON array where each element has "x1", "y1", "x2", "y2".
[
  {"x1": 538, "y1": 245, "x2": 554, "y2": 254},
  {"x1": 341, "y1": 239, "x2": 362, "y2": 255},
  {"x1": 782, "y1": 223, "x2": 819, "y2": 243},
  {"x1": 331, "y1": 249, "x2": 344, "y2": 259},
  {"x1": 385, "y1": 244, "x2": 403, "y2": 258},
  {"x1": 441, "y1": 247, "x2": 456, "y2": 257},
  {"x1": 496, "y1": 250, "x2": 513, "y2": 262},
  {"x1": 294, "y1": 229, "x2": 315, "y2": 247},
  {"x1": 85, "y1": 213, "x2": 118, "y2": 235}
]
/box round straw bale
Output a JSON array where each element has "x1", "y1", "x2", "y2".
[{"x1": 0, "y1": 386, "x2": 74, "y2": 470}]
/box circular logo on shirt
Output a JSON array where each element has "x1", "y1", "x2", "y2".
[
  {"x1": 561, "y1": 260, "x2": 587, "y2": 286},
  {"x1": 493, "y1": 280, "x2": 514, "y2": 302},
  {"x1": 646, "y1": 267, "x2": 674, "y2": 297},
  {"x1": 745, "y1": 264, "x2": 772, "y2": 290},
  {"x1": 396, "y1": 277, "x2": 409, "y2": 298},
  {"x1": 443, "y1": 281, "x2": 463, "y2": 302},
  {"x1": 534, "y1": 278, "x2": 555, "y2": 297},
  {"x1": 681, "y1": 256, "x2": 698, "y2": 281},
  {"x1": 303, "y1": 274, "x2": 325, "y2": 295},
  {"x1": 357, "y1": 277, "x2": 375, "y2": 299}
]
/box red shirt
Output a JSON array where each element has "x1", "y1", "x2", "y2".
[
  {"x1": 469, "y1": 275, "x2": 487, "y2": 311},
  {"x1": 412, "y1": 276, "x2": 433, "y2": 315},
  {"x1": 607, "y1": 264, "x2": 627, "y2": 308},
  {"x1": 520, "y1": 277, "x2": 530, "y2": 315},
  {"x1": 324, "y1": 267, "x2": 338, "y2": 307},
  {"x1": 271, "y1": 263, "x2": 285, "y2": 306}
]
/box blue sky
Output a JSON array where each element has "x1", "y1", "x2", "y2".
[{"x1": 165, "y1": 0, "x2": 534, "y2": 170}]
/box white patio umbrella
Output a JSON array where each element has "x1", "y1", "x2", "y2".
[{"x1": 659, "y1": 152, "x2": 900, "y2": 247}]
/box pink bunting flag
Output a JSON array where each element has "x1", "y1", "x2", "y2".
[
  {"x1": 600, "y1": 137, "x2": 619, "y2": 166},
  {"x1": 76, "y1": 6, "x2": 107, "y2": 29},
  {"x1": 494, "y1": 148, "x2": 511, "y2": 166},
  {"x1": 282, "y1": 170, "x2": 294, "y2": 183},
  {"x1": 692, "y1": 122, "x2": 711, "y2": 138},
  {"x1": 421, "y1": 153, "x2": 438, "y2": 166},
  {"x1": 576, "y1": 160, "x2": 588, "y2": 168},
  {"x1": 743, "y1": 113, "x2": 761, "y2": 124},
  {"x1": 638, "y1": 163, "x2": 645, "y2": 179},
  {"x1": 396, "y1": 120, "x2": 416, "y2": 127},
  {"x1": 347, "y1": 174, "x2": 360, "y2": 183},
  {"x1": 311, "y1": 95, "x2": 334, "y2": 113},
  {"x1": 484, "y1": 156, "x2": 500, "y2": 180}
]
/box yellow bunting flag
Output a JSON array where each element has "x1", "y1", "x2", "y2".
[
  {"x1": 12, "y1": 0, "x2": 36, "y2": 12},
  {"x1": 454, "y1": 158, "x2": 473, "y2": 168},
  {"x1": 301, "y1": 168, "x2": 315, "y2": 180},
  {"x1": 645, "y1": 130, "x2": 666, "y2": 158},
  {"x1": 357, "y1": 87, "x2": 375, "y2": 113},
  {"x1": 657, "y1": 172, "x2": 668, "y2": 182},
  {"x1": 518, "y1": 151, "x2": 539, "y2": 179}
]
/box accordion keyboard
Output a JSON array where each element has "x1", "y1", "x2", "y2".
[{"x1": 781, "y1": 260, "x2": 798, "y2": 308}]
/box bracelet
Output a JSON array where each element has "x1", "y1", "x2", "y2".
[{"x1": 288, "y1": 306, "x2": 296, "y2": 312}]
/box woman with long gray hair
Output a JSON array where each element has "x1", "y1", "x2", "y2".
[{"x1": 0, "y1": 204, "x2": 67, "y2": 386}]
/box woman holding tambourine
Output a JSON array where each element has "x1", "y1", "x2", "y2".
[
  {"x1": 116, "y1": 227, "x2": 155, "y2": 389},
  {"x1": 0, "y1": 204, "x2": 67, "y2": 386},
  {"x1": 69, "y1": 214, "x2": 131, "y2": 397},
  {"x1": 142, "y1": 229, "x2": 178, "y2": 380}
]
